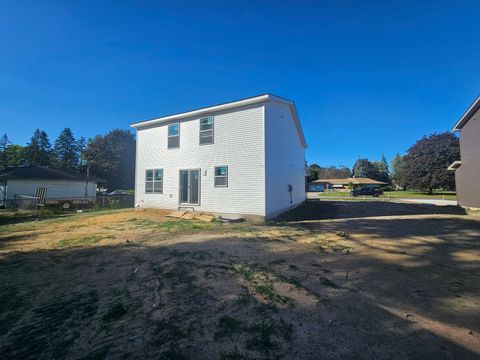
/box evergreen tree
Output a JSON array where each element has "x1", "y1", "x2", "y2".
[
  {"x1": 0, "y1": 134, "x2": 11, "y2": 170},
  {"x1": 24, "y1": 129, "x2": 53, "y2": 166},
  {"x1": 53, "y1": 128, "x2": 79, "y2": 170},
  {"x1": 391, "y1": 153, "x2": 405, "y2": 189},
  {"x1": 352, "y1": 158, "x2": 380, "y2": 180},
  {"x1": 4, "y1": 145, "x2": 25, "y2": 168},
  {"x1": 372, "y1": 155, "x2": 391, "y2": 183}
]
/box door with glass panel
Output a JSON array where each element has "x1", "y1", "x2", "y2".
[{"x1": 179, "y1": 169, "x2": 200, "y2": 205}]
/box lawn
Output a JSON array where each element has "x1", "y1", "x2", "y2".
[
  {"x1": 0, "y1": 205, "x2": 479, "y2": 358},
  {"x1": 315, "y1": 190, "x2": 457, "y2": 200},
  {"x1": 383, "y1": 190, "x2": 457, "y2": 200}
]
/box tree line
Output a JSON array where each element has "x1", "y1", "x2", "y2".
[
  {"x1": 308, "y1": 131, "x2": 459, "y2": 193},
  {"x1": 308, "y1": 155, "x2": 390, "y2": 183},
  {"x1": 0, "y1": 129, "x2": 135, "y2": 191}
]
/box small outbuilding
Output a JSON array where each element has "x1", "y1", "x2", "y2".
[{"x1": 0, "y1": 165, "x2": 99, "y2": 208}]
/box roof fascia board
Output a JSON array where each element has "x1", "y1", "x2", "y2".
[
  {"x1": 131, "y1": 95, "x2": 270, "y2": 129},
  {"x1": 452, "y1": 96, "x2": 480, "y2": 131}
]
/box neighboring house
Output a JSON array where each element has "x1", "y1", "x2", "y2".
[
  {"x1": 449, "y1": 96, "x2": 480, "y2": 209},
  {"x1": 131, "y1": 94, "x2": 307, "y2": 221},
  {"x1": 0, "y1": 165, "x2": 99, "y2": 208},
  {"x1": 308, "y1": 177, "x2": 386, "y2": 192}
]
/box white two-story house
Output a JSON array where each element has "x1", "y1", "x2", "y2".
[{"x1": 131, "y1": 94, "x2": 307, "y2": 221}]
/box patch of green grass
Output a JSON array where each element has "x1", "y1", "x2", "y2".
[
  {"x1": 150, "y1": 318, "x2": 191, "y2": 359},
  {"x1": 158, "y1": 348, "x2": 189, "y2": 360},
  {"x1": 127, "y1": 217, "x2": 264, "y2": 237},
  {"x1": 269, "y1": 259, "x2": 286, "y2": 265},
  {"x1": 309, "y1": 235, "x2": 351, "y2": 253},
  {"x1": 236, "y1": 293, "x2": 251, "y2": 305},
  {"x1": 215, "y1": 316, "x2": 244, "y2": 338},
  {"x1": 128, "y1": 218, "x2": 219, "y2": 233},
  {"x1": 57, "y1": 235, "x2": 115, "y2": 248},
  {"x1": 0, "y1": 286, "x2": 25, "y2": 336},
  {"x1": 215, "y1": 316, "x2": 294, "y2": 355},
  {"x1": 2, "y1": 290, "x2": 99, "y2": 359},
  {"x1": 317, "y1": 190, "x2": 457, "y2": 200},
  {"x1": 219, "y1": 350, "x2": 253, "y2": 360},
  {"x1": 228, "y1": 264, "x2": 295, "y2": 308},
  {"x1": 102, "y1": 302, "x2": 128, "y2": 321},
  {"x1": 319, "y1": 277, "x2": 340, "y2": 289},
  {"x1": 153, "y1": 319, "x2": 189, "y2": 343},
  {"x1": 246, "y1": 319, "x2": 293, "y2": 352},
  {"x1": 383, "y1": 191, "x2": 457, "y2": 200}
]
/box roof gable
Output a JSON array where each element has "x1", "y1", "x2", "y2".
[
  {"x1": 452, "y1": 96, "x2": 480, "y2": 131},
  {"x1": 130, "y1": 94, "x2": 307, "y2": 148}
]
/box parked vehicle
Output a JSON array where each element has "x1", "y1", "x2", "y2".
[{"x1": 350, "y1": 188, "x2": 384, "y2": 197}]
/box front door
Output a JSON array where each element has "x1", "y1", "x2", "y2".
[{"x1": 179, "y1": 169, "x2": 200, "y2": 205}]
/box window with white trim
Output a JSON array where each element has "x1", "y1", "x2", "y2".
[
  {"x1": 145, "y1": 169, "x2": 163, "y2": 193},
  {"x1": 214, "y1": 166, "x2": 228, "y2": 187},
  {"x1": 199, "y1": 116, "x2": 214, "y2": 145},
  {"x1": 168, "y1": 123, "x2": 180, "y2": 149}
]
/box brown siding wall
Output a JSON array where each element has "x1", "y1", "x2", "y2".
[{"x1": 456, "y1": 107, "x2": 480, "y2": 208}]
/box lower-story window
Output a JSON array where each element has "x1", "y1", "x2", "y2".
[
  {"x1": 214, "y1": 166, "x2": 228, "y2": 187},
  {"x1": 146, "y1": 169, "x2": 163, "y2": 193}
]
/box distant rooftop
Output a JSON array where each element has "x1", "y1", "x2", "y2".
[
  {"x1": 310, "y1": 177, "x2": 387, "y2": 185},
  {"x1": 0, "y1": 165, "x2": 101, "y2": 182}
]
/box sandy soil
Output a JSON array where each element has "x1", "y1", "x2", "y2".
[{"x1": 0, "y1": 202, "x2": 479, "y2": 359}]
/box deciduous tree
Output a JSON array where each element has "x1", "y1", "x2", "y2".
[
  {"x1": 83, "y1": 129, "x2": 135, "y2": 190},
  {"x1": 395, "y1": 132, "x2": 459, "y2": 193}
]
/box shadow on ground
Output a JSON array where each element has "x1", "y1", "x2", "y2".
[{"x1": 274, "y1": 199, "x2": 467, "y2": 222}]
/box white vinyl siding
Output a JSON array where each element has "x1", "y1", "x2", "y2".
[
  {"x1": 264, "y1": 101, "x2": 306, "y2": 218},
  {"x1": 4, "y1": 179, "x2": 96, "y2": 201},
  {"x1": 135, "y1": 103, "x2": 265, "y2": 216}
]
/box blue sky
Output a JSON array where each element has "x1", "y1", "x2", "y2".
[{"x1": 1, "y1": 0, "x2": 479, "y2": 168}]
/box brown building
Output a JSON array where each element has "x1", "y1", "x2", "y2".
[{"x1": 449, "y1": 96, "x2": 480, "y2": 209}]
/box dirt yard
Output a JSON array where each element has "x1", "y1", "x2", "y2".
[{"x1": 1, "y1": 201, "x2": 479, "y2": 359}]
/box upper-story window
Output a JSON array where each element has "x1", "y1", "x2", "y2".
[
  {"x1": 199, "y1": 116, "x2": 214, "y2": 145},
  {"x1": 168, "y1": 123, "x2": 180, "y2": 149}
]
